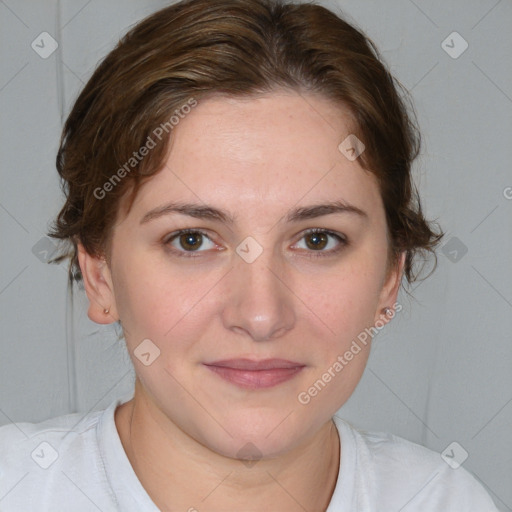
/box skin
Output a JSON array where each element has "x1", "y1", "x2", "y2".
[{"x1": 78, "y1": 90, "x2": 405, "y2": 512}]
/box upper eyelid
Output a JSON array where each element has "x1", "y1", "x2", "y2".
[
  {"x1": 165, "y1": 228, "x2": 215, "y2": 245},
  {"x1": 300, "y1": 228, "x2": 345, "y2": 239}
]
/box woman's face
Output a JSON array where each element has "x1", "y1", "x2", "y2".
[{"x1": 82, "y1": 90, "x2": 403, "y2": 459}]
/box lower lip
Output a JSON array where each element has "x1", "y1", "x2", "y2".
[{"x1": 204, "y1": 365, "x2": 304, "y2": 389}]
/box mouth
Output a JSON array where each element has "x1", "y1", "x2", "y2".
[{"x1": 203, "y1": 358, "x2": 306, "y2": 389}]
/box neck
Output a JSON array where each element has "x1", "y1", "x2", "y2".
[{"x1": 115, "y1": 383, "x2": 341, "y2": 512}]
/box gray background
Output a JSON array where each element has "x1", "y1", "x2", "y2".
[{"x1": 0, "y1": 0, "x2": 511, "y2": 510}]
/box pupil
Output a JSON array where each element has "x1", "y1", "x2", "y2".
[
  {"x1": 306, "y1": 232, "x2": 327, "y2": 250},
  {"x1": 180, "y1": 232, "x2": 202, "y2": 251}
]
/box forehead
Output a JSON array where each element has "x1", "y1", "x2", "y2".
[
  {"x1": 125, "y1": 91, "x2": 384, "y2": 224},
  {"x1": 170, "y1": 91, "x2": 355, "y2": 170}
]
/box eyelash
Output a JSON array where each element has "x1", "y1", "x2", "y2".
[{"x1": 164, "y1": 228, "x2": 348, "y2": 259}]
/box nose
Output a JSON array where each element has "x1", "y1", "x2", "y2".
[{"x1": 221, "y1": 247, "x2": 296, "y2": 342}]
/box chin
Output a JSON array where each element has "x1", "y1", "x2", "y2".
[{"x1": 193, "y1": 409, "x2": 316, "y2": 461}]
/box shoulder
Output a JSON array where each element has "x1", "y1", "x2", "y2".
[
  {"x1": 0, "y1": 408, "x2": 102, "y2": 467},
  {"x1": 0, "y1": 408, "x2": 108, "y2": 511},
  {"x1": 332, "y1": 415, "x2": 498, "y2": 511}
]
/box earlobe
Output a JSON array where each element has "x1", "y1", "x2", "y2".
[{"x1": 77, "y1": 242, "x2": 118, "y2": 324}]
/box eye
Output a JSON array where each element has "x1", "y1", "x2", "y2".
[
  {"x1": 165, "y1": 229, "x2": 217, "y2": 255},
  {"x1": 293, "y1": 229, "x2": 347, "y2": 256}
]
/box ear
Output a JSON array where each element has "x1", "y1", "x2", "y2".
[
  {"x1": 373, "y1": 251, "x2": 405, "y2": 326},
  {"x1": 77, "y1": 242, "x2": 118, "y2": 324}
]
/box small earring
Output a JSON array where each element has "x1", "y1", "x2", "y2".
[
  {"x1": 103, "y1": 307, "x2": 110, "y2": 315},
  {"x1": 382, "y1": 307, "x2": 392, "y2": 316}
]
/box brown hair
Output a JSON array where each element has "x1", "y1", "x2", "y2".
[{"x1": 49, "y1": 0, "x2": 443, "y2": 287}]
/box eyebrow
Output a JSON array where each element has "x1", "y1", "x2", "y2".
[
  {"x1": 140, "y1": 202, "x2": 235, "y2": 225},
  {"x1": 140, "y1": 200, "x2": 368, "y2": 225},
  {"x1": 285, "y1": 201, "x2": 367, "y2": 223}
]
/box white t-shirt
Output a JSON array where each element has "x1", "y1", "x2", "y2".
[{"x1": 0, "y1": 393, "x2": 498, "y2": 511}]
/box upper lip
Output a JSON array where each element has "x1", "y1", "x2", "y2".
[{"x1": 204, "y1": 358, "x2": 305, "y2": 370}]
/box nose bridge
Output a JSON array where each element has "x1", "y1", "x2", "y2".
[{"x1": 222, "y1": 240, "x2": 296, "y2": 341}]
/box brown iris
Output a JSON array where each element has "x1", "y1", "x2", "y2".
[
  {"x1": 179, "y1": 232, "x2": 203, "y2": 251},
  {"x1": 305, "y1": 232, "x2": 328, "y2": 250}
]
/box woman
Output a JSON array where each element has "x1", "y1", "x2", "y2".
[{"x1": 0, "y1": 0, "x2": 499, "y2": 510}]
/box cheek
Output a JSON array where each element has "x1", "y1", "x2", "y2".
[
  {"x1": 293, "y1": 265, "x2": 380, "y2": 413},
  {"x1": 297, "y1": 254, "x2": 384, "y2": 342},
  {"x1": 111, "y1": 253, "x2": 223, "y2": 346}
]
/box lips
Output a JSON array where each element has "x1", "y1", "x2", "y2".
[
  {"x1": 205, "y1": 358, "x2": 304, "y2": 370},
  {"x1": 203, "y1": 358, "x2": 305, "y2": 389}
]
